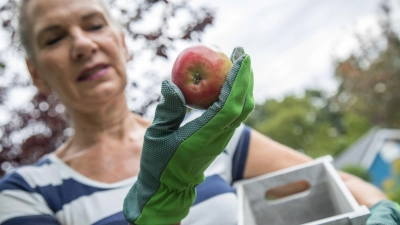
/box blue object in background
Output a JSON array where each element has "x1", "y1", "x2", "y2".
[{"x1": 369, "y1": 153, "x2": 391, "y2": 189}]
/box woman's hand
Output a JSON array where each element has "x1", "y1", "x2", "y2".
[{"x1": 123, "y1": 47, "x2": 254, "y2": 225}]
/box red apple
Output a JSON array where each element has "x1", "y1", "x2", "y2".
[{"x1": 171, "y1": 44, "x2": 233, "y2": 110}]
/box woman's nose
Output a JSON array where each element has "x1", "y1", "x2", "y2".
[{"x1": 70, "y1": 28, "x2": 98, "y2": 60}]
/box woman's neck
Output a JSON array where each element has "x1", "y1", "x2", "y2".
[
  {"x1": 58, "y1": 95, "x2": 151, "y2": 156},
  {"x1": 54, "y1": 101, "x2": 151, "y2": 182}
]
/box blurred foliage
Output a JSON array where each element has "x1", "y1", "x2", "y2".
[
  {"x1": 334, "y1": 2, "x2": 400, "y2": 128},
  {"x1": 383, "y1": 159, "x2": 400, "y2": 204},
  {"x1": 245, "y1": 90, "x2": 371, "y2": 158},
  {"x1": 341, "y1": 165, "x2": 371, "y2": 182},
  {"x1": 246, "y1": 1, "x2": 400, "y2": 159},
  {"x1": 0, "y1": 0, "x2": 215, "y2": 176}
]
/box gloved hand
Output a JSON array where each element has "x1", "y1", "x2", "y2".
[
  {"x1": 367, "y1": 200, "x2": 400, "y2": 225},
  {"x1": 123, "y1": 47, "x2": 254, "y2": 225}
]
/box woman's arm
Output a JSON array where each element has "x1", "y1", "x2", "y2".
[
  {"x1": 339, "y1": 172, "x2": 388, "y2": 208},
  {"x1": 243, "y1": 129, "x2": 311, "y2": 179}
]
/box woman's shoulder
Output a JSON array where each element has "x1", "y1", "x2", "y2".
[
  {"x1": 0, "y1": 154, "x2": 60, "y2": 225},
  {"x1": 0, "y1": 153, "x2": 58, "y2": 190}
]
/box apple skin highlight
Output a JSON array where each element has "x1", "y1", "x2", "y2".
[{"x1": 171, "y1": 45, "x2": 233, "y2": 110}]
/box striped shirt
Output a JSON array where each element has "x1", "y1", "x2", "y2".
[{"x1": 0, "y1": 113, "x2": 251, "y2": 225}]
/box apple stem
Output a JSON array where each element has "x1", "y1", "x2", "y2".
[{"x1": 194, "y1": 73, "x2": 202, "y2": 84}]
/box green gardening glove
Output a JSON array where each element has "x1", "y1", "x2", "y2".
[
  {"x1": 123, "y1": 47, "x2": 254, "y2": 225},
  {"x1": 367, "y1": 200, "x2": 400, "y2": 225}
]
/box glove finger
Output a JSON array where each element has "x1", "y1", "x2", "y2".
[
  {"x1": 150, "y1": 80, "x2": 187, "y2": 133},
  {"x1": 230, "y1": 46, "x2": 245, "y2": 62},
  {"x1": 123, "y1": 80, "x2": 187, "y2": 224},
  {"x1": 209, "y1": 54, "x2": 252, "y2": 129},
  {"x1": 230, "y1": 64, "x2": 255, "y2": 128}
]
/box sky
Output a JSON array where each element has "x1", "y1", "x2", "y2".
[
  {"x1": 0, "y1": 0, "x2": 396, "y2": 113},
  {"x1": 184, "y1": 0, "x2": 391, "y2": 103}
]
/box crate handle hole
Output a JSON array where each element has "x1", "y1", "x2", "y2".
[{"x1": 265, "y1": 179, "x2": 310, "y2": 201}]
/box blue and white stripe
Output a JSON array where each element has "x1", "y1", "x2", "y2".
[{"x1": 0, "y1": 111, "x2": 251, "y2": 225}]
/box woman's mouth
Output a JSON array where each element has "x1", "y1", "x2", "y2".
[{"x1": 78, "y1": 64, "x2": 109, "y2": 82}]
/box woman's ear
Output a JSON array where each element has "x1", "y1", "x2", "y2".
[{"x1": 26, "y1": 59, "x2": 52, "y2": 94}]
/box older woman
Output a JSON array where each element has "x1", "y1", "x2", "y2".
[{"x1": 0, "y1": 0, "x2": 399, "y2": 224}]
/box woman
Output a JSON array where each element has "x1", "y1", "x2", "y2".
[{"x1": 0, "y1": 0, "x2": 399, "y2": 224}]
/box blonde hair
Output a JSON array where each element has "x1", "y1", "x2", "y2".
[{"x1": 17, "y1": 0, "x2": 121, "y2": 60}]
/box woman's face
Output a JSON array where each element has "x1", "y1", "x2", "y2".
[{"x1": 26, "y1": 0, "x2": 129, "y2": 111}]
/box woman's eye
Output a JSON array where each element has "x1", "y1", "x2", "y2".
[
  {"x1": 45, "y1": 36, "x2": 63, "y2": 46},
  {"x1": 90, "y1": 24, "x2": 103, "y2": 31}
]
